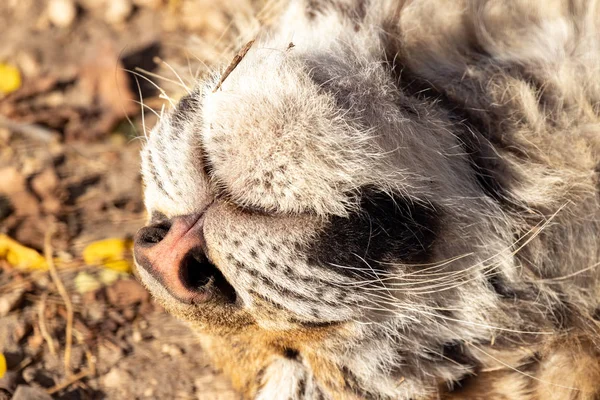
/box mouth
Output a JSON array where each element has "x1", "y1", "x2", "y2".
[{"x1": 180, "y1": 248, "x2": 238, "y2": 304}]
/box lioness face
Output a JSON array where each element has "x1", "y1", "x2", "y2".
[
  {"x1": 133, "y1": 37, "x2": 511, "y2": 398},
  {"x1": 132, "y1": 1, "x2": 600, "y2": 397},
  {"x1": 134, "y1": 42, "x2": 494, "y2": 330}
]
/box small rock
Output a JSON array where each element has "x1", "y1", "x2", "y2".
[
  {"x1": 86, "y1": 301, "x2": 106, "y2": 324},
  {"x1": 73, "y1": 272, "x2": 102, "y2": 294},
  {"x1": 47, "y1": 0, "x2": 77, "y2": 28},
  {"x1": 131, "y1": 329, "x2": 142, "y2": 343},
  {"x1": 0, "y1": 168, "x2": 40, "y2": 217},
  {"x1": 0, "y1": 290, "x2": 24, "y2": 317},
  {"x1": 0, "y1": 316, "x2": 28, "y2": 353},
  {"x1": 30, "y1": 169, "x2": 63, "y2": 214},
  {"x1": 161, "y1": 343, "x2": 183, "y2": 358},
  {"x1": 106, "y1": 279, "x2": 149, "y2": 308},
  {"x1": 26, "y1": 327, "x2": 44, "y2": 352},
  {"x1": 14, "y1": 52, "x2": 41, "y2": 78},
  {"x1": 104, "y1": 0, "x2": 133, "y2": 24},
  {"x1": 122, "y1": 307, "x2": 136, "y2": 321},
  {"x1": 96, "y1": 344, "x2": 124, "y2": 374},
  {"x1": 21, "y1": 366, "x2": 36, "y2": 384},
  {"x1": 98, "y1": 269, "x2": 121, "y2": 286},
  {"x1": 33, "y1": 274, "x2": 50, "y2": 290},
  {"x1": 101, "y1": 367, "x2": 131, "y2": 389},
  {"x1": 11, "y1": 385, "x2": 52, "y2": 400},
  {"x1": 0, "y1": 370, "x2": 18, "y2": 396}
]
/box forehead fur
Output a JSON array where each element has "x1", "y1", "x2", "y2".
[{"x1": 202, "y1": 49, "x2": 380, "y2": 216}]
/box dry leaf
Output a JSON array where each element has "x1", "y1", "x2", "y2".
[
  {"x1": 0, "y1": 234, "x2": 47, "y2": 270},
  {"x1": 0, "y1": 64, "x2": 22, "y2": 95},
  {"x1": 106, "y1": 278, "x2": 149, "y2": 308},
  {"x1": 0, "y1": 167, "x2": 40, "y2": 218},
  {"x1": 73, "y1": 271, "x2": 102, "y2": 294},
  {"x1": 82, "y1": 238, "x2": 133, "y2": 273},
  {"x1": 98, "y1": 269, "x2": 122, "y2": 286},
  {"x1": 0, "y1": 352, "x2": 6, "y2": 379}
]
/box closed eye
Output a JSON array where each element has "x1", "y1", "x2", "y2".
[{"x1": 200, "y1": 146, "x2": 321, "y2": 218}]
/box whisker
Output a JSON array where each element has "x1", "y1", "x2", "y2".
[
  {"x1": 469, "y1": 344, "x2": 585, "y2": 393},
  {"x1": 124, "y1": 69, "x2": 176, "y2": 107},
  {"x1": 130, "y1": 99, "x2": 163, "y2": 120},
  {"x1": 537, "y1": 261, "x2": 600, "y2": 282},
  {"x1": 358, "y1": 297, "x2": 556, "y2": 335},
  {"x1": 133, "y1": 75, "x2": 147, "y2": 141},
  {"x1": 135, "y1": 66, "x2": 189, "y2": 91}
]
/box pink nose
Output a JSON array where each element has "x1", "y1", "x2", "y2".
[{"x1": 134, "y1": 214, "x2": 216, "y2": 303}]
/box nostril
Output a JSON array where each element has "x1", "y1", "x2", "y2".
[
  {"x1": 180, "y1": 248, "x2": 237, "y2": 303},
  {"x1": 180, "y1": 249, "x2": 213, "y2": 290},
  {"x1": 135, "y1": 222, "x2": 171, "y2": 248}
]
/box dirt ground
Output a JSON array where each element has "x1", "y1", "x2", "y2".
[{"x1": 0, "y1": 0, "x2": 274, "y2": 398}]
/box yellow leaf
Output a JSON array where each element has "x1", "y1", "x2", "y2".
[
  {"x1": 0, "y1": 234, "x2": 47, "y2": 270},
  {"x1": 73, "y1": 271, "x2": 102, "y2": 294},
  {"x1": 0, "y1": 352, "x2": 6, "y2": 378},
  {"x1": 0, "y1": 63, "x2": 22, "y2": 95},
  {"x1": 98, "y1": 268, "x2": 123, "y2": 286},
  {"x1": 83, "y1": 238, "x2": 133, "y2": 273}
]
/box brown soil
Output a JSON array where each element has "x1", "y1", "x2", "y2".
[{"x1": 0, "y1": 0, "x2": 272, "y2": 398}]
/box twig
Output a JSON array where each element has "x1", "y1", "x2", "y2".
[
  {"x1": 212, "y1": 39, "x2": 255, "y2": 93},
  {"x1": 26, "y1": 294, "x2": 84, "y2": 313},
  {"x1": 16, "y1": 357, "x2": 33, "y2": 372},
  {"x1": 83, "y1": 345, "x2": 96, "y2": 377},
  {"x1": 38, "y1": 292, "x2": 57, "y2": 357},
  {"x1": 46, "y1": 368, "x2": 91, "y2": 395},
  {"x1": 0, "y1": 261, "x2": 90, "y2": 294},
  {"x1": 0, "y1": 115, "x2": 59, "y2": 143},
  {"x1": 44, "y1": 228, "x2": 74, "y2": 376},
  {"x1": 72, "y1": 326, "x2": 97, "y2": 378}
]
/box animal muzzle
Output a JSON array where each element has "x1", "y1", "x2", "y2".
[{"x1": 133, "y1": 213, "x2": 235, "y2": 304}]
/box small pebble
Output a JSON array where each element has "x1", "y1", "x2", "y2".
[
  {"x1": 0, "y1": 290, "x2": 24, "y2": 317},
  {"x1": 73, "y1": 272, "x2": 102, "y2": 294},
  {"x1": 161, "y1": 343, "x2": 183, "y2": 357},
  {"x1": 104, "y1": 0, "x2": 133, "y2": 25},
  {"x1": 131, "y1": 329, "x2": 142, "y2": 343},
  {"x1": 47, "y1": 0, "x2": 77, "y2": 28},
  {"x1": 102, "y1": 367, "x2": 129, "y2": 389},
  {"x1": 11, "y1": 385, "x2": 52, "y2": 400}
]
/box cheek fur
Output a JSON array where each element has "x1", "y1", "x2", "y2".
[{"x1": 203, "y1": 204, "x2": 365, "y2": 323}]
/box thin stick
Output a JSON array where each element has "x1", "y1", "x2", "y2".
[
  {"x1": 38, "y1": 292, "x2": 57, "y2": 356},
  {"x1": 46, "y1": 368, "x2": 91, "y2": 395},
  {"x1": 212, "y1": 39, "x2": 255, "y2": 93},
  {"x1": 0, "y1": 115, "x2": 59, "y2": 143},
  {"x1": 44, "y1": 229, "x2": 74, "y2": 376}
]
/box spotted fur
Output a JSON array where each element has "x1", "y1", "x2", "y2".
[{"x1": 136, "y1": 0, "x2": 600, "y2": 398}]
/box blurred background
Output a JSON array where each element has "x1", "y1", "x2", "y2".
[{"x1": 0, "y1": 0, "x2": 277, "y2": 398}]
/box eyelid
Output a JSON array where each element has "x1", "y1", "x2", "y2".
[{"x1": 200, "y1": 148, "x2": 317, "y2": 218}]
